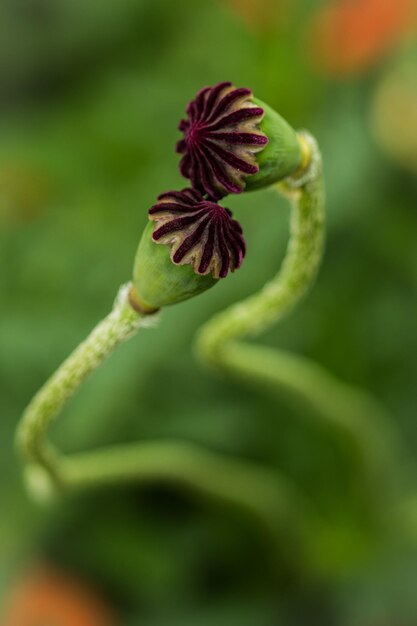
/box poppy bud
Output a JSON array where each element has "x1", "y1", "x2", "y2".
[
  {"x1": 176, "y1": 81, "x2": 303, "y2": 198},
  {"x1": 131, "y1": 188, "x2": 246, "y2": 311}
]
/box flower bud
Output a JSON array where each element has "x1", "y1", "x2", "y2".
[
  {"x1": 176, "y1": 82, "x2": 303, "y2": 198},
  {"x1": 131, "y1": 189, "x2": 246, "y2": 310}
]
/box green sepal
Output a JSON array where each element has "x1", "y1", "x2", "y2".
[
  {"x1": 132, "y1": 222, "x2": 218, "y2": 309},
  {"x1": 245, "y1": 98, "x2": 302, "y2": 191}
]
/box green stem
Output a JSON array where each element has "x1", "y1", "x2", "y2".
[
  {"x1": 197, "y1": 132, "x2": 325, "y2": 353},
  {"x1": 16, "y1": 283, "x2": 313, "y2": 563},
  {"x1": 196, "y1": 132, "x2": 396, "y2": 520},
  {"x1": 14, "y1": 129, "x2": 403, "y2": 574},
  {"x1": 60, "y1": 439, "x2": 315, "y2": 562},
  {"x1": 16, "y1": 284, "x2": 153, "y2": 489},
  {"x1": 215, "y1": 342, "x2": 397, "y2": 513}
]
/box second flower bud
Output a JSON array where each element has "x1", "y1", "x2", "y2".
[{"x1": 131, "y1": 188, "x2": 246, "y2": 311}]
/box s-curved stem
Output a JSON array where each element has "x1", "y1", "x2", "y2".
[
  {"x1": 16, "y1": 284, "x2": 153, "y2": 490},
  {"x1": 196, "y1": 132, "x2": 396, "y2": 522},
  {"x1": 15, "y1": 287, "x2": 314, "y2": 565},
  {"x1": 16, "y1": 131, "x2": 397, "y2": 573},
  {"x1": 198, "y1": 133, "x2": 325, "y2": 346}
]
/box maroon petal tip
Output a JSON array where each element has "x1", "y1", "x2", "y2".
[
  {"x1": 176, "y1": 82, "x2": 268, "y2": 199},
  {"x1": 148, "y1": 188, "x2": 246, "y2": 279}
]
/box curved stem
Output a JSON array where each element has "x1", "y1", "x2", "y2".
[
  {"x1": 16, "y1": 284, "x2": 313, "y2": 564},
  {"x1": 16, "y1": 130, "x2": 398, "y2": 572},
  {"x1": 196, "y1": 132, "x2": 397, "y2": 521},
  {"x1": 16, "y1": 284, "x2": 155, "y2": 489},
  {"x1": 60, "y1": 440, "x2": 316, "y2": 564},
  {"x1": 216, "y1": 342, "x2": 397, "y2": 514},
  {"x1": 197, "y1": 132, "x2": 325, "y2": 354}
]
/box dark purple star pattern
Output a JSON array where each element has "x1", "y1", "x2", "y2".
[
  {"x1": 149, "y1": 188, "x2": 246, "y2": 279},
  {"x1": 176, "y1": 82, "x2": 268, "y2": 199}
]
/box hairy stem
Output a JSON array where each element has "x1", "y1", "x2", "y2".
[
  {"x1": 15, "y1": 129, "x2": 403, "y2": 575},
  {"x1": 16, "y1": 284, "x2": 313, "y2": 562},
  {"x1": 196, "y1": 132, "x2": 396, "y2": 521},
  {"x1": 16, "y1": 284, "x2": 155, "y2": 488},
  {"x1": 197, "y1": 132, "x2": 324, "y2": 353}
]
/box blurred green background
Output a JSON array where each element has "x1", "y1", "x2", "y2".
[{"x1": 1, "y1": 0, "x2": 416, "y2": 624}]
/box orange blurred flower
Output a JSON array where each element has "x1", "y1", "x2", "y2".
[
  {"x1": 307, "y1": 0, "x2": 417, "y2": 76},
  {"x1": 1, "y1": 566, "x2": 118, "y2": 626}
]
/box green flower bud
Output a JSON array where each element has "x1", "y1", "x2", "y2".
[
  {"x1": 131, "y1": 222, "x2": 217, "y2": 311},
  {"x1": 175, "y1": 81, "x2": 306, "y2": 198},
  {"x1": 131, "y1": 189, "x2": 246, "y2": 311}
]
